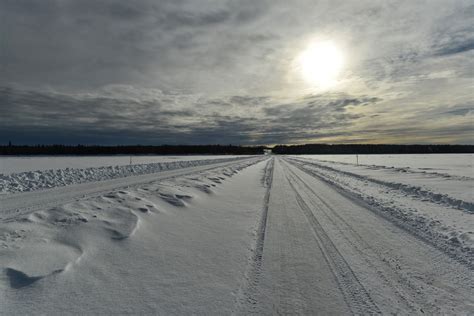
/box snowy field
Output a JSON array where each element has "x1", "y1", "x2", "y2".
[
  {"x1": 299, "y1": 154, "x2": 473, "y2": 178},
  {"x1": 0, "y1": 155, "x2": 472, "y2": 314},
  {"x1": 296, "y1": 154, "x2": 474, "y2": 208},
  {"x1": 0, "y1": 156, "x2": 245, "y2": 194},
  {"x1": 0, "y1": 155, "x2": 239, "y2": 175}
]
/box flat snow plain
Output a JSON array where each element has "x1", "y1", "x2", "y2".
[
  {"x1": 0, "y1": 155, "x2": 472, "y2": 314},
  {"x1": 0, "y1": 155, "x2": 242, "y2": 175},
  {"x1": 299, "y1": 154, "x2": 473, "y2": 178}
]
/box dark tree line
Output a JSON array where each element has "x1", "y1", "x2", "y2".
[
  {"x1": 272, "y1": 144, "x2": 474, "y2": 155},
  {"x1": 1, "y1": 143, "x2": 473, "y2": 156},
  {"x1": 0, "y1": 144, "x2": 266, "y2": 155}
]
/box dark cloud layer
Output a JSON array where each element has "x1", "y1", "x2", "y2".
[
  {"x1": 0, "y1": 85, "x2": 382, "y2": 145},
  {"x1": 433, "y1": 40, "x2": 474, "y2": 57}
]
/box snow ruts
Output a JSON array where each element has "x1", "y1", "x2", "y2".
[
  {"x1": 233, "y1": 157, "x2": 274, "y2": 315},
  {"x1": 283, "y1": 162, "x2": 422, "y2": 313},
  {"x1": 283, "y1": 165, "x2": 382, "y2": 315},
  {"x1": 289, "y1": 157, "x2": 474, "y2": 214},
  {"x1": 285, "y1": 157, "x2": 473, "y2": 268},
  {"x1": 280, "y1": 157, "x2": 473, "y2": 314}
]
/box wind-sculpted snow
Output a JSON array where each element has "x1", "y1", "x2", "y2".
[
  {"x1": 0, "y1": 158, "x2": 264, "y2": 315},
  {"x1": 0, "y1": 157, "x2": 245, "y2": 194}
]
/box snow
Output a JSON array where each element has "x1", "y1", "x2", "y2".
[
  {"x1": 0, "y1": 155, "x2": 242, "y2": 175},
  {"x1": 299, "y1": 154, "x2": 474, "y2": 178},
  {"x1": 294, "y1": 155, "x2": 474, "y2": 207},
  {"x1": 1, "y1": 158, "x2": 266, "y2": 314},
  {"x1": 289, "y1": 156, "x2": 474, "y2": 254},
  {"x1": 1, "y1": 155, "x2": 473, "y2": 314},
  {"x1": 0, "y1": 156, "x2": 245, "y2": 194}
]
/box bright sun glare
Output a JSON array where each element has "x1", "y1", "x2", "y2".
[{"x1": 296, "y1": 40, "x2": 344, "y2": 88}]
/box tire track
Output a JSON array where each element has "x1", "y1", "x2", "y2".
[
  {"x1": 283, "y1": 158, "x2": 474, "y2": 314},
  {"x1": 282, "y1": 158, "x2": 421, "y2": 313},
  {"x1": 233, "y1": 157, "x2": 274, "y2": 315},
  {"x1": 282, "y1": 162, "x2": 381, "y2": 315},
  {"x1": 289, "y1": 157, "x2": 474, "y2": 214},
  {"x1": 287, "y1": 157, "x2": 473, "y2": 268}
]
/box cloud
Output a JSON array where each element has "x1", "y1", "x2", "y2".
[
  {"x1": 0, "y1": 85, "x2": 385, "y2": 145},
  {"x1": 430, "y1": 4, "x2": 474, "y2": 57},
  {"x1": 1, "y1": 0, "x2": 473, "y2": 144},
  {"x1": 1, "y1": 83, "x2": 470, "y2": 145},
  {"x1": 433, "y1": 40, "x2": 474, "y2": 57},
  {"x1": 444, "y1": 108, "x2": 472, "y2": 116},
  {"x1": 442, "y1": 104, "x2": 473, "y2": 116}
]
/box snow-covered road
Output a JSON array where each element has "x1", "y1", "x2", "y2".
[
  {"x1": 1, "y1": 156, "x2": 472, "y2": 314},
  {"x1": 239, "y1": 157, "x2": 473, "y2": 315}
]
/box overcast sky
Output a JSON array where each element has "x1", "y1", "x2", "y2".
[{"x1": 1, "y1": 0, "x2": 473, "y2": 145}]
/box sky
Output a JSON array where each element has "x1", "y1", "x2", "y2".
[{"x1": 1, "y1": 0, "x2": 473, "y2": 145}]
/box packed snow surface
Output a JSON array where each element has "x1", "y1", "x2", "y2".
[{"x1": 0, "y1": 155, "x2": 472, "y2": 314}]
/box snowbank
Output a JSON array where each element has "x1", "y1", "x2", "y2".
[
  {"x1": 0, "y1": 157, "x2": 245, "y2": 194},
  {"x1": 0, "y1": 155, "x2": 243, "y2": 175}
]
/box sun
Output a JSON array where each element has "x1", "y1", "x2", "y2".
[{"x1": 296, "y1": 40, "x2": 344, "y2": 88}]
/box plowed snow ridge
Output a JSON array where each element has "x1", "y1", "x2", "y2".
[{"x1": 0, "y1": 157, "x2": 245, "y2": 194}]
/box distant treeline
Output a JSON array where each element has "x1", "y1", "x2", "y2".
[
  {"x1": 2, "y1": 144, "x2": 473, "y2": 156},
  {"x1": 272, "y1": 144, "x2": 474, "y2": 155},
  {"x1": 0, "y1": 144, "x2": 266, "y2": 156}
]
